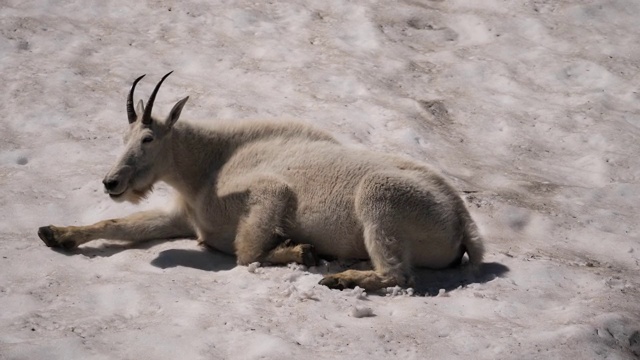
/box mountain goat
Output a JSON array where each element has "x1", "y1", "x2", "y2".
[{"x1": 38, "y1": 72, "x2": 485, "y2": 291}]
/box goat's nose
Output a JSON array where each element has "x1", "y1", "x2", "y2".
[{"x1": 103, "y1": 179, "x2": 119, "y2": 192}]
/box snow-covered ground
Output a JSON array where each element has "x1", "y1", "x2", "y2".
[{"x1": 1, "y1": 0, "x2": 639, "y2": 358}]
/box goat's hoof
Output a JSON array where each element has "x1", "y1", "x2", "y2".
[
  {"x1": 38, "y1": 226, "x2": 59, "y2": 247},
  {"x1": 318, "y1": 275, "x2": 354, "y2": 290},
  {"x1": 37, "y1": 226, "x2": 76, "y2": 250},
  {"x1": 300, "y1": 244, "x2": 318, "y2": 267}
]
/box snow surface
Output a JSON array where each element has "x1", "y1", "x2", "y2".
[{"x1": 1, "y1": 0, "x2": 639, "y2": 359}]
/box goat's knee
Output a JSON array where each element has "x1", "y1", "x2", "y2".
[
  {"x1": 235, "y1": 242, "x2": 266, "y2": 266},
  {"x1": 234, "y1": 222, "x2": 281, "y2": 265}
]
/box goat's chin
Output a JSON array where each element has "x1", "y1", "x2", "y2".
[{"x1": 109, "y1": 186, "x2": 153, "y2": 204}]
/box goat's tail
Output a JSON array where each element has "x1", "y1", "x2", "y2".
[{"x1": 461, "y1": 214, "x2": 485, "y2": 268}]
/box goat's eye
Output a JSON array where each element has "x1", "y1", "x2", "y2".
[{"x1": 142, "y1": 136, "x2": 154, "y2": 144}]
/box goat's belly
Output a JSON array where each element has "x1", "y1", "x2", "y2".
[
  {"x1": 284, "y1": 183, "x2": 368, "y2": 259},
  {"x1": 290, "y1": 212, "x2": 368, "y2": 260},
  {"x1": 294, "y1": 230, "x2": 369, "y2": 260}
]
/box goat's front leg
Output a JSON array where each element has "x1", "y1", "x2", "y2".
[
  {"x1": 261, "y1": 238, "x2": 318, "y2": 268},
  {"x1": 38, "y1": 209, "x2": 195, "y2": 250},
  {"x1": 234, "y1": 178, "x2": 316, "y2": 267}
]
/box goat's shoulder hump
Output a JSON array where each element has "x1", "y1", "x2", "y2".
[{"x1": 192, "y1": 119, "x2": 338, "y2": 143}]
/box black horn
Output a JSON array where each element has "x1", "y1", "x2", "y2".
[
  {"x1": 142, "y1": 71, "x2": 174, "y2": 125},
  {"x1": 127, "y1": 74, "x2": 146, "y2": 124}
]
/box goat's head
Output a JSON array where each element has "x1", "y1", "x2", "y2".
[{"x1": 102, "y1": 72, "x2": 189, "y2": 203}]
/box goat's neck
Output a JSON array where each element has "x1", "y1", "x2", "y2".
[
  {"x1": 160, "y1": 121, "x2": 309, "y2": 202},
  {"x1": 161, "y1": 123, "x2": 231, "y2": 201}
]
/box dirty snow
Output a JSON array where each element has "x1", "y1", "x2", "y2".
[{"x1": 1, "y1": 0, "x2": 639, "y2": 359}]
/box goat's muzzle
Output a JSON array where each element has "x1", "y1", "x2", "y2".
[
  {"x1": 102, "y1": 166, "x2": 133, "y2": 196},
  {"x1": 103, "y1": 179, "x2": 120, "y2": 192}
]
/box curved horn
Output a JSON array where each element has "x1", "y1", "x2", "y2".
[
  {"x1": 127, "y1": 74, "x2": 146, "y2": 124},
  {"x1": 142, "y1": 71, "x2": 174, "y2": 125}
]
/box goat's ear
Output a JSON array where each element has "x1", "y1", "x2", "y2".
[
  {"x1": 136, "y1": 100, "x2": 145, "y2": 118},
  {"x1": 167, "y1": 96, "x2": 189, "y2": 129}
]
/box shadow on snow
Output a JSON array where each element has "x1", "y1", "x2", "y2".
[{"x1": 51, "y1": 239, "x2": 508, "y2": 296}]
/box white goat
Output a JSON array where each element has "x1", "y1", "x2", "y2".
[{"x1": 38, "y1": 72, "x2": 485, "y2": 291}]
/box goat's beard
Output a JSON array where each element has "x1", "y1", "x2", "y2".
[
  {"x1": 110, "y1": 185, "x2": 154, "y2": 204},
  {"x1": 130, "y1": 185, "x2": 154, "y2": 204}
]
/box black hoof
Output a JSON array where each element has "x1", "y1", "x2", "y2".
[
  {"x1": 318, "y1": 276, "x2": 354, "y2": 290},
  {"x1": 37, "y1": 226, "x2": 76, "y2": 250},
  {"x1": 38, "y1": 226, "x2": 58, "y2": 247},
  {"x1": 300, "y1": 244, "x2": 318, "y2": 267}
]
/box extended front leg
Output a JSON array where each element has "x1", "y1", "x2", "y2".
[{"x1": 38, "y1": 209, "x2": 195, "y2": 250}]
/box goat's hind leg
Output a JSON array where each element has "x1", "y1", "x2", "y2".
[
  {"x1": 318, "y1": 223, "x2": 413, "y2": 291},
  {"x1": 320, "y1": 173, "x2": 415, "y2": 291},
  {"x1": 38, "y1": 208, "x2": 195, "y2": 250}
]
